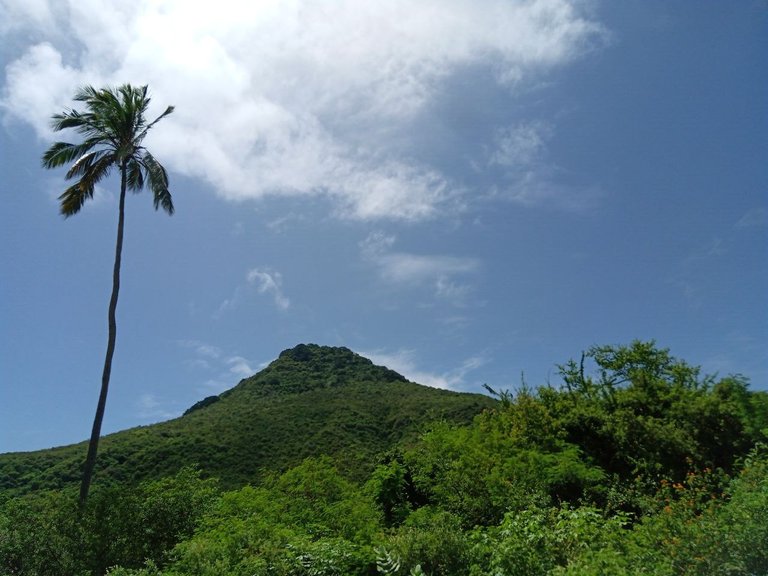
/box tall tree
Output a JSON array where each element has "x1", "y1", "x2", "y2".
[{"x1": 42, "y1": 84, "x2": 175, "y2": 506}]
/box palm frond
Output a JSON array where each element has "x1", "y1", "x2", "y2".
[
  {"x1": 70, "y1": 85, "x2": 127, "y2": 144},
  {"x1": 58, "y1": 183, "x2": 94, "y2": 217},
  {"x1": 73, "y1": 85, "x2": 100, "y2": 102},
  {"x1": 76, "y1": 153, "x2": 115, "y2": 191},
  {"x1": 59, "y1": 153, "x2": 115, "y2": 215},
  {"x1": 125, "y1": 158, "x2": 145, "y2": 191},
  {"x1": 54, "y1": 88, "x2": 115, "y2": 138},
  {"x1": 51, "y1": 110, "x2": 111, "y2": 144},
  {"x1": 142, "y1": 152, "x2": 174, "y2": 215},
  {"x1": 66, "y1": 149, "x2": 114, "y2": 180},
  {"x1": 126, "y1": 85, "x2": 151, "y2": 137},
  {"x1": 93, "y1": 87, "x2": 127, "y2": 142},
  {"x1": 154, "y1": 185, "x2": 175, "y2": 215},
  {"x1": 42, "y1": 141, "x2": 96, "y2": 169},
  {"x1": 50, "y1": 110, "x2": 83, "y2": 132},
  {"x1": 135, "y1": 104, "x2": 174, "y2": 145}
]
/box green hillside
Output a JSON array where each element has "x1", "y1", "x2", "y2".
[
  {"x1": 0, "y1": 344, "x2": 495, "y2": 496},
  {"x1": 1, "y1": 341, "x2": 766, "y2": 576}
]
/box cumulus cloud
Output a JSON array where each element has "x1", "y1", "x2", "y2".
[
  {"x1": 1, "y1": 0, "x2": 604, "y2": 220},
  {"x1": 0, "y1": 0, "x2": 58, "y2": 36}
]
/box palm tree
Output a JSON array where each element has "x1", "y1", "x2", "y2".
[{"x1": 42, "y1": 84, "x2": 175, "y2": 506}]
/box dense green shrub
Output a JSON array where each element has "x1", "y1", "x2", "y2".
[
  {"x1": 0, "y1": 489, "x2": 80, "y2": 576},
  {"x1": 0, "y1": 467, "x2": 217, "y2": 576},
  {"x1": 167, "y1": 458, "x2": 381, "y2": 576},
  {"x1": 384, "y1": 507, "x2": 471, "y2": 576}
]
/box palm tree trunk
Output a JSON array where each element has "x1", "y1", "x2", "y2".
[{"x1": 79, "y1": 167, "x2": 127, "y2": 507}]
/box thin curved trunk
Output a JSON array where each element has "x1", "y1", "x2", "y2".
[{"x1": 79, "y1": 165, "x2": 127, "y2": 507}]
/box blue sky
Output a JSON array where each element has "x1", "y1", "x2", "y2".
[{"x1": 1, "y1": 1, "x2": 766, "y2": 453}]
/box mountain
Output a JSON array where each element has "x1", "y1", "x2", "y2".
[{"x1": 0, "y1": 344, "x2": 495, "y2": 496}]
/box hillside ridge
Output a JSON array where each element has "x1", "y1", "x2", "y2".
[
  {"x1": 186, "y1": 344, "x2": 408, "y2": 415},
  {"x1": 0, "y1": 343, "x2": 495, "y2": 495},
  {"x1": 224, "y1": 344, "x2": 407, "y2": 399}
]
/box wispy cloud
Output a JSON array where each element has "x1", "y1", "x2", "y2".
[
  {"x1": 178, "y1": 340, "x2": 258, "y2": 393},
  {"x1": 375, "y1": 253, "x2": 478, "y2": 286},
  {"x1": 670, "y1": 238, "x2": 727, "y2": 307},
  {"x1": 216, "y1": 267, "x2": 290, "y2": 316},
  {"x1": 361, "y1": 348, "x2": 487, "y2": 390},
  {"x1": 485, "y1": 121, "x2": 603, "y2": 211},
  {"x1": 247, "y1": 268, "x2": 290, "y2": 310},
  {"x1": 135, "y1": 393, "x2": 179, "y2": 421},
  {"x1": 489, "y1": 122, "x2": 551, "y2": 169},
  {"x1": 360, "y1": 231, "x2": 479, "y2": 303},
  {"x1": 735, "y1": 207, "x2": 767, "y2": 229},
  {"x1": 1, "y1": 0, "x2": 605, "y2": 221},
  {"x1": 226, "y1": 355, "x2": 255, "y2": 379},
  {"x1": 195, "y1": 343, "x2": 222, "y2": 359}
]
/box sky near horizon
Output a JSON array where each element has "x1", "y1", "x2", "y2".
[{"x1": 1, "y1": 1, "x2": 766, "y2": 453}]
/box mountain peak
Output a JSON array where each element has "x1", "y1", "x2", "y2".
[
  {"x1": 277, "y1": 343, "x2": 355, "y2": 363},
  {"x1": 218, "y1": 344, "x2": 407, "y2": 400},
  {"x1": 270, "y1": 343, "x2": 407, "y2": 384}
]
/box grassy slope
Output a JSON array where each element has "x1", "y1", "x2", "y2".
[{"x1": 0, "y1": 344, "x2": 495, "y2": 495}]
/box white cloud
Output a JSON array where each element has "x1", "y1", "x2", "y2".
[
  {"x1": 485, "y1": 121, "x2": 603, "y2": 211},
  {"x1": 215, "y1": 267, "x2": 291, "y2": 316},
  {"x1": 435, "y1": 276, "x2": 472, "y2": 300},
  {"x1": 227, "y1": 356, "x2": 255, "y2": 379},
  {"x1": 0, "y1": 0, "x2": 58, "y2": 36},
  {"x1": 376, "y1": 253, "x2": 478, "y2": 285},
  {"x1": 1, "y1": 0, "x2": 604, "y2": 221},
  {"x1": 499, "y1": 178, "x2": 604, "y2": 212},
  {"x1": 179, "y1": 340, "x2": 257, "y2": 392},
  {"x1": 1, "y1": 43, "x2": 81, "y2": 134},
  {"x1": 360, "y1": 232, "x2": 479, "y2": 302},
  {"x1": 197, "y1": 345, "x2": 222, "y2": 359},
  {"x1": 362, "y1": 348, "x2": 486, "y2": 390},
  {"x1": 179, "y1": 339, "x2": 222, "y2": 359},
  {"x1": 360, "y1": 231, "x2": 397, "y2": 258},
  {"x1": 489, "y1": 122, "x2": 550, "y2": 169},
  {"x1": 247, "y1": 268, "x2": 290, "y2": 310}
]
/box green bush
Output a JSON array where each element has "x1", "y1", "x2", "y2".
[
  {"x1": 385, "y1": 507, "x2": 471, "y2": 576},
  {"x1": 167, "y1": 458, "x2": 381, "y2": 576}
]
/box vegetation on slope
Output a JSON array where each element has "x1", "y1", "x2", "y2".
[
  {"x1": 1, "y1": 341, "x2": 766, "y2": 576},
  {"x1": 0, "y1": 344, "x2": 495, "y2": 495}
]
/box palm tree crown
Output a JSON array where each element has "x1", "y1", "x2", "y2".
[{"x1": 42, "y1": 84, "x2": 174, "y2": 216}]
